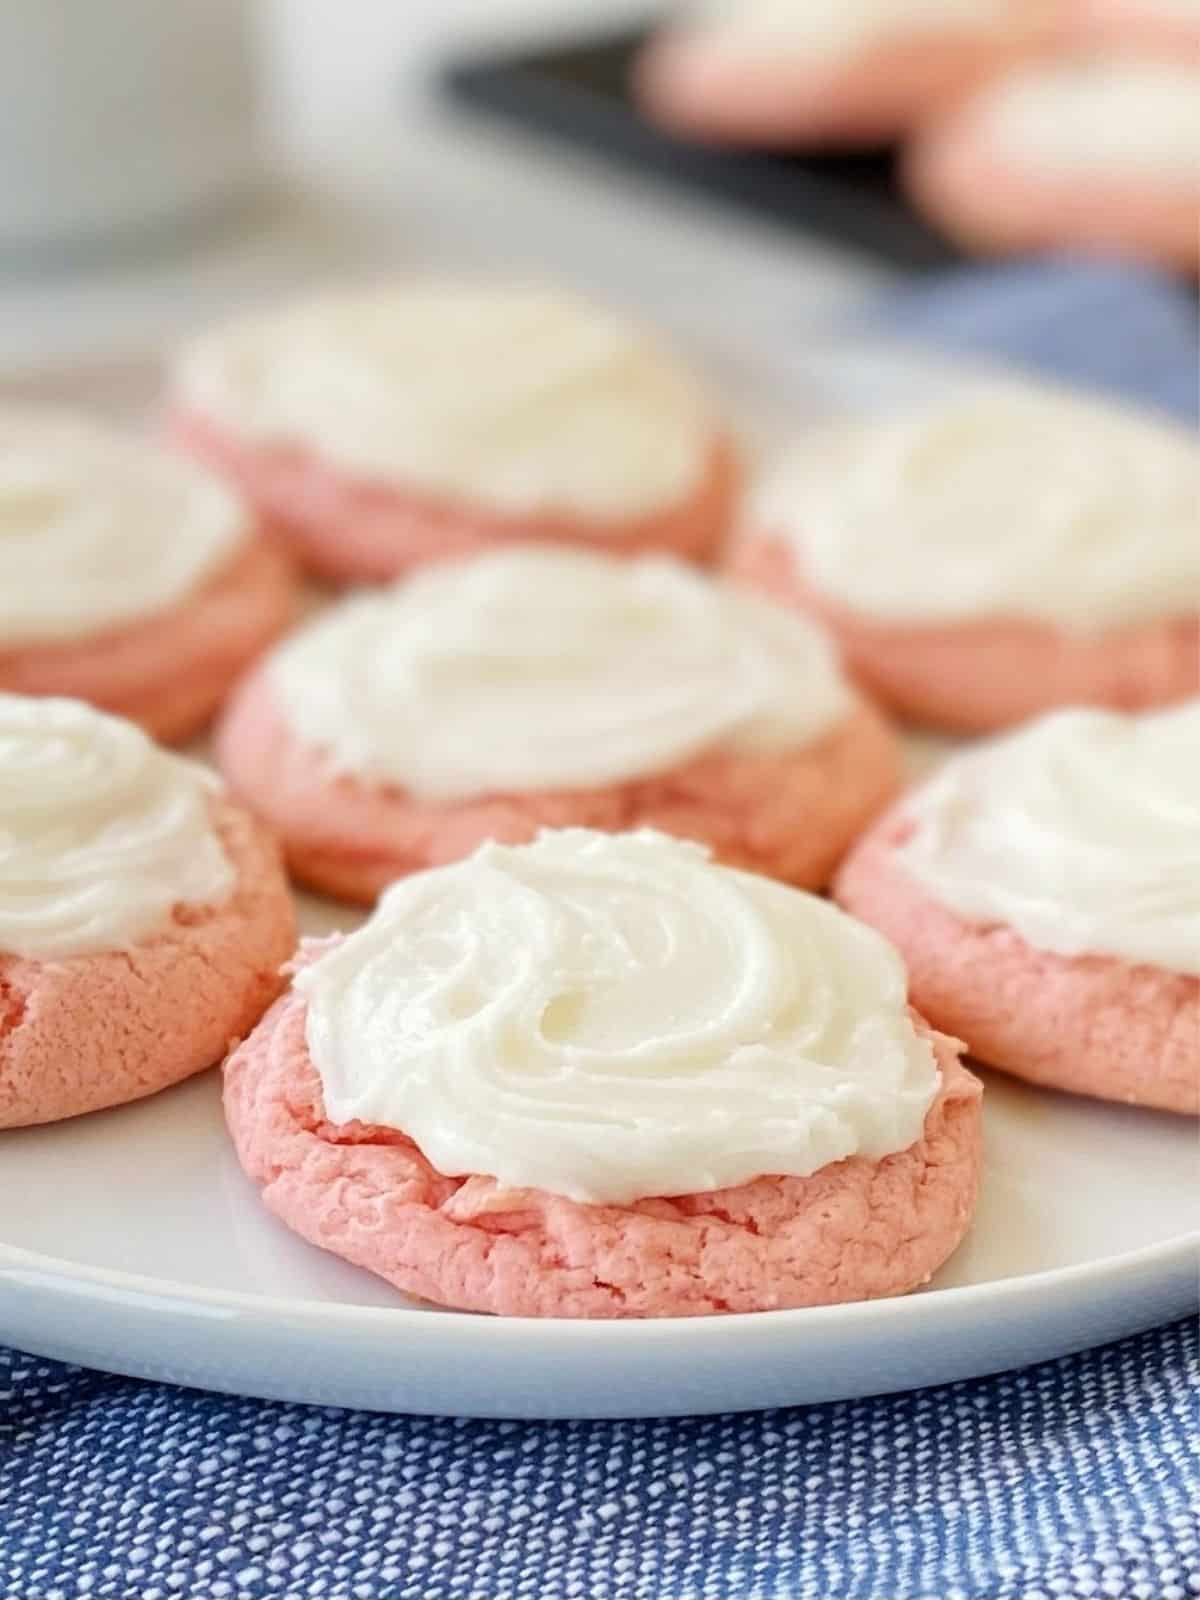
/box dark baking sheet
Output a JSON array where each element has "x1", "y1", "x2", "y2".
[{"x1": 440, "y1": 26, "x2": 961, "y2": 271}]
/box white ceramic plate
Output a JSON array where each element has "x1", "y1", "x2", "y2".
[
  {"x1": 2, "y1": 1050, "x2": 1197, "y2": 1418},
  {"x1": 2, "y1": 350, "x2": 1196, "y2": 1419}
]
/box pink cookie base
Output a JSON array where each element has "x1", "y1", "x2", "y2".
[
  {"x1": 0, "y1": 540, "x2": 296, "y2": 745},
  {"x1": 224, "y1": 968, "x2": 981, "y2": 1318},
  {"x1": 215, "y1": 673, "x2": 903, "y2": 902},
  {"x1": 0, "y1": 800, "x2": 297, "y2": 1129},
  {"x1": 1065, "y1": 0, "x2": 1200, "y2": 56},
  {"x1": 904, "y1": 112, "x2": 1200, "y2": 273},
  {"x1": 835, "y1": 813, "x2": 1199, "y2": 1115},
  {"x1": 635, "y1": 18, "x2": 1047, "y2": 146},
  {"x1": 167, "y1": 412, "x2": 740, "y2": 584},
  {"x1": 729, "y1": 533, "x2": 1200, "y2": 734}
]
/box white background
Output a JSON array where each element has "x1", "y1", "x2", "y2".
[{"x1": 0, "y1": 0, "x2": 881, "y2": 373}]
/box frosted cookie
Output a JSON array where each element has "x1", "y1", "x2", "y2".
[
  {"x1": 836, "y1": 703, "x2": 1200, "y2": 1114},
  {"x1": 728, "y1": 385, "x2": 1200, "y2": 733},
  {"x1": 167, "y1": 283, "x2": 738, "y2": 583},
  {"x1": 216, "y1": 546, "x2": 902, "y2": 902},
  {"x1": 905, "y1": 57, "x2": 1200, "y2": 270},
  {"x1": 224, "y1": 828, "x2": 981, "y2": 1318},
  {"x1": 636, "y1": 0, "x2": 1050, "y2": 147},
  {"x1": 0, "y1": 408, "x2": 295, "y2": 743},
  {"x1": 0, "y1": 694, "x2": 296, "y2": 1128}
]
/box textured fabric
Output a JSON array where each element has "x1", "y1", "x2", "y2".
[
  {"x1": 1, "y1": 1321, "x2": 1197, "y2": 1600},
  {"x1": 868, "y1": 256, "x2": 1200, "y2": 426}
]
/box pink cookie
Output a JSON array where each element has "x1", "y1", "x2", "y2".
[
  {"x1": 0, "y1": 540, "x2": 296, "y2": 745},
  {"x1": 1064, "y1": 0, "x2": 1200, "y2": 55},
  {"x1": 729, "y1": 533, "x2": 1200, "y2": 734},
  {"x1": 215, "y1": 671, "x2": 903, "y2": 902},
  {"x1": 635, "y1": 6, "x2": 1049, "y2": 147},
  {"x1": 904, "y1": 65, "x2": 1200, "y2": 272},
  {"x1": 168, "y1": 411, "x2": 739, "y2": 585},
  {"x1": 0, "y1": 800, "x2": 296, "y2": 1129},
  {"x1": 835, "y1": 812, "x2": 1199, "y2": 1115},
  {"x1": 223, "y1": 968, "x2": 981, "y2": 1318}
]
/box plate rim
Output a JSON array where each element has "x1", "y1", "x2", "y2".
[{"x1": 4, "y1": 1230, "x2": 1197, "y2": 1341}]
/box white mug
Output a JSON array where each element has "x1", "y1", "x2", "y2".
[{"x1": 0, "y1": 0, "x2": 260, "y2": 255}]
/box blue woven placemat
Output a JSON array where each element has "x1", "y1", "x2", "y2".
[
  {"x1": 2, "y1": 1321, "x2": 1197, "y2": 1600},
  {"x1": 864, "y1": 255, "x2": 1200, "y2": 426},
  {"x1": 3, "y1": 256, "x2": 1198, "y2": 1600}
]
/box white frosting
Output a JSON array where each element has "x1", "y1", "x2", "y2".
[
  {"x1": 296, "y1": 828, "x2": 940, "y2": 1204},
  {"x1": 753, "y1": 385, "x2": 1200, "y2": 630},
  {"x1": 897, "y1": 702, "x2": 1200, "y2": 976},
  {"x1": 173, "y1": 284, "x2": 716, "y2": 521},
  {"x1": 269, "y1": 547, "x2": 854, "y2": 799},
  {"x1": 0, "y1": 407, "x2": 246, "y2": 646},
  {"x1": 685, "y1": 0, "x2": 1007, "y2": 57},
  {"x1": 977, "y1": 59, "x2": 1200, "y2": 184},
  {"x1": 0, "y1": 694, "x2": 235, "y2": 960}
]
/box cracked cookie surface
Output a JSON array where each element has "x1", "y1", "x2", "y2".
[{"x1": 223, "y1": 953, "x2": 981, "y2": 1318}]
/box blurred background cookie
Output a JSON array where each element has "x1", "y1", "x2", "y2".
[
  {"x1": 728, "y1": 382, "x2": 1200, "y2": 730},
  {"x1": 1063, "y1": 0, "x2": 1200, "y2": 54},
  {"x1": 167, "y1": 282, "x2": 738, "y2": 584},
  {"x1": 636, "y1": 0, "x2": 1055, "y2": 146},
  {"x1": 0, "y1": 407, "x2": 295, "y2": 742},
  {"x1": 905, "y1": 57, "x2": 1200, "y2": 268}
]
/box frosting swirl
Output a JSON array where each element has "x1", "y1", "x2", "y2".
[
  {"x1": 269, "y1": 547, "x2": 854, "y2": 798},
  {"x1": 896, "y1": 702, "x2": 1200, "y2": 976},
  {"x1": 753, "y1": 385, "x2": 1200, "y2": 630},
  {"x1": 296, "y1": 828, "x2": 939, "y2": 1204},
  {"x1": 172, "y1": 283, "x2": 716, "y2": 520},
  {"x1": 0, "y1": 694, "x2": 235, "y2": 960},
  {"x1": 0, "y1": 407, "x2": 246, "y2": 645},
  {"x1": 977, "y1": 59, "x2": 1200, "y2": 185}
]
